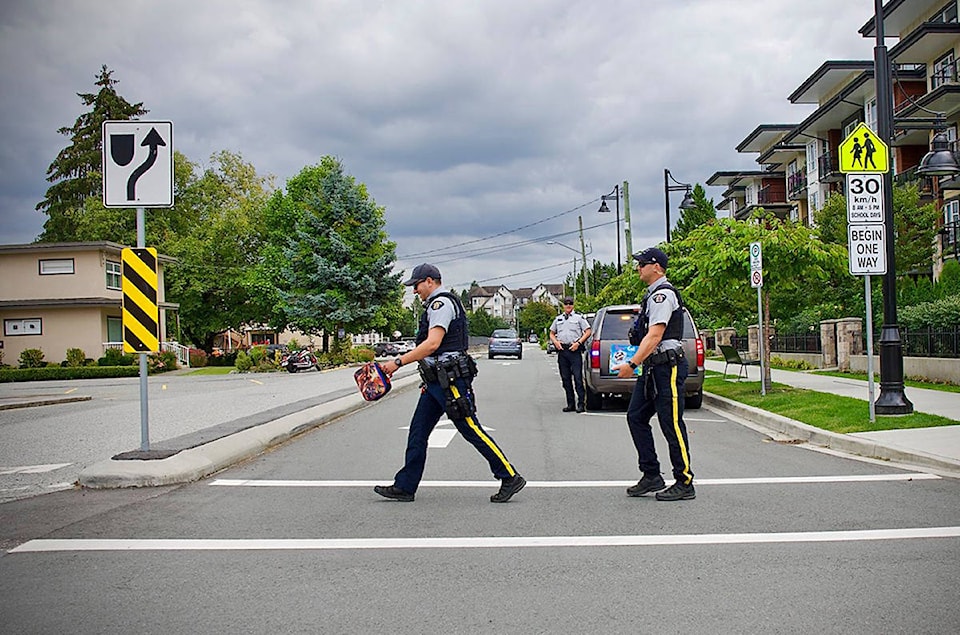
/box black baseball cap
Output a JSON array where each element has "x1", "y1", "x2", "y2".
[
  {"x1": 403, "y1": 263, "x2": 442, "y2": 286},
  {"x1": 633, "y1": 247, "x2": 668, "y2": 269},
  {"x1": 562, "y1": 296, "x2": 574, "y2": 305}
]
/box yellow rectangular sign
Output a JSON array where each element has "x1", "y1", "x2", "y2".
[{"x1": 121, "y1": 247, "x2": 160, "y2": 353}]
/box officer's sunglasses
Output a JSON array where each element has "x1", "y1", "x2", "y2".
[{"x1": 412, "y1": 279, "x2": 425, "y2": 291}]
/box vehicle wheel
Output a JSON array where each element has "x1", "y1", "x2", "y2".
[
  {"x1": 685, "y1": 390, "x2": 703, "y2": 409},
  {"x1": 287, "y1": 364, "x2": 298, "y2": 373},
  {"x1": 488, "y1": 353, "x2": 494, "y2": 359},
  {"x1": 517, "y1": 352, "x2": 522, "y2": 360},
  {"x1": 585, "y1": 388, "x2": 603, "y2": 411}
]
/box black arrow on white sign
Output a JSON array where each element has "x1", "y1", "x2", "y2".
[{"x1": 126, "y1": 127, "x2": 166, "y2": 201}]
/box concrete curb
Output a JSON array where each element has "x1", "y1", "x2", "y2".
[
  {"x1": 703, "y1": 392, "x2": 960, "y2": 477},
  {"x1": 78, "y1": 371, "x2": 423, "y2": 489},
  {"x1": 0, "y1": 395, "x2": 92, "y2": 410}
]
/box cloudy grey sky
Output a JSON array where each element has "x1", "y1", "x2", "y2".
[{"x1": 1, "y1": 1, "x2": 879, "y2": 290}]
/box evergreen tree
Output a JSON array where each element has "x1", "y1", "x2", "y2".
[
  {"x1": 260, "y1": 156, "x2": 402, "y2": 349},
  {"x1": 36, "y1": 65, "x2": 148, "y2": 242},
  {"x1": 670, "y1": 184, "x2": 716, "y2": 242}
]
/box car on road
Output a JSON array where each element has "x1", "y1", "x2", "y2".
[
  {"x1": 582, "y1": 304, "x2": 704, "y2": 410},
  {"x1": 488, "y1": 328, "x2": 522, "y2": 359}
]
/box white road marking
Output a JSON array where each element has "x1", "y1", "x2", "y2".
[
  {"x1": 398, "y1": 420, "x2": 495, "y2": 448},
  {"x1": 0, "y1": 463, "x2": 72, "y2": 475},
  {"x1": 11, "y1": 526, "x2": 960, "y2": 553},
  {"x1": 210, "y1": 473, "x2": 939, "y2": 488}
]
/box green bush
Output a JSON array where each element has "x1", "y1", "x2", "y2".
[
  {"x1": 98, "y1": 348, "x2": 136, "y2": 366},
  {"x1": 770, "y1": 356, "x2": 816, "y2": 371},
  {"x1": 207, "y1": 350, "x2": 238, "y2": 367},
  {"x1": 19, "y1": 348, "x2": 45, "y2": 369},
  {"x1": 147, "y1": 350, "x2": 178, "y2": 373},
  {"x1": 0, "y1": 366, "x2": 140, "y2": 382},
  {"x1": 899, "y1": 295, "x2": 960, "y2": 330},
  {"x1": 347, "y1": 347, "x2": 375, "y2": 363},
  {"x1": 235, "y1": 350, "x2": 253, "y2": 372},
  {"x1": 65, "y1": 348, "x2": 86, "y2": 367}
]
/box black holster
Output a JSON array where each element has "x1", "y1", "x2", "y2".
[{"x1": 646, "y1": 348, "x2": 684, "y2": 367}]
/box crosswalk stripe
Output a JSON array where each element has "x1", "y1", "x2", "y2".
[
  {"x1": 11, "y1": 526, "x2": 960, "y2": 553},
  {"x1": 0, "y1": 463, "x2": 72, "y2": 475},
  {"x1": 209, "y1": 473, "x2": 939, "y2": 488}
]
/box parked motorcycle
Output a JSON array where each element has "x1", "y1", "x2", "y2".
[{"x1": 280, "y1": 348, "x2": 319, "y2": 373}]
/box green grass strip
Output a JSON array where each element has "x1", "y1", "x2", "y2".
[{"x1": 703, "y1": 375, "x2": 957, "y2": 434}]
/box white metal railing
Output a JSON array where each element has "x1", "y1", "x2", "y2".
[{"x1": 102, "y1": 341, "x2": 191, "y2": 367}]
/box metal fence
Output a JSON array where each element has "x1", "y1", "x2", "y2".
[
  {"x1": 865, "y1": 327, "x2": 960, "y2": 358},
  {"x1": 729, "y1": 333, "x2": 821, "y2": 354}
]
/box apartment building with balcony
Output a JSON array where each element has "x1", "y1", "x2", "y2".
[
  {"x1": 0, "y1": 242, "x2": 178, "y2": 365},
  {"x1": 707, "y1": 0, "x2": 960, "y2": 271}
]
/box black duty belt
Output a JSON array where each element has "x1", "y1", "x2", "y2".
[{"x1": 646, "y1": 348, "x2": 684, "y2": 367}]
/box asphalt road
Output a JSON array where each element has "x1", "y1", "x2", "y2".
[{"x1": 2, "y1": 344, "x2": 959, "y2": 633}]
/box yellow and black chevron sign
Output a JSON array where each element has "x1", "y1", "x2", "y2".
[{"x1": 121, "y1": 248, "x2": 160, "y2": 353}]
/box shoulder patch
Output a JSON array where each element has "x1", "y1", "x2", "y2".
[
  {"x1": 430, "y1": 300, "x2": 445, "y2": 310},
  {"x1": 652, "y1": 293, "x2": 667, "y2": 303}
]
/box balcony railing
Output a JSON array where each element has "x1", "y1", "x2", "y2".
[
  {"x1": 931, "y1": 59, "x2": 959, "y2": 90},
  {"x1": 787, "y1": 169, "x2": 808, "y2": 200},
  {"x1": 818, "y1": 153, "x2": 841, "y2": 180},
  {"x1": 758, "y1": 185, "x2": 786, "y2": 205},
  {"x1": 943, "y1": 218, "x2": 960, "y2": 259}
]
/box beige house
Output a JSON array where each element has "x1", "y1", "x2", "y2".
[{"x1": 0, "y1": 242, "x2": 178, "y2": 366}]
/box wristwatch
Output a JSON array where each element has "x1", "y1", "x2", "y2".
[
  {"x1": 628, "y1": 361, "x2": 638, "y2": 370},
  {"x1": 393, "y1": 357, "x2": 403, "y2": 367}
]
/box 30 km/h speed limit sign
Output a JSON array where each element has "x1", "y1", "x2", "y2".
[{"x1": 750, "y1": 242, "x2": 763, "y2": 288}]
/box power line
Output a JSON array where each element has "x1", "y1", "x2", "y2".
[{"x1": 397, "y1": 197, "x2": 601, "y2": 259}]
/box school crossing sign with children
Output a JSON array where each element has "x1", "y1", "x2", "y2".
[{"x1": 839, "y1": 122, "x2": 889, "y2": 174}]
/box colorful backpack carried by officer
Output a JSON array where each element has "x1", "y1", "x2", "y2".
[{"x1": 354, "y1": 362, "x2": 392, "y2": 401}]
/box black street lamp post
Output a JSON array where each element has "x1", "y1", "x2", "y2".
[
  {"x1": 664, "y1": 168, "x2": 696, "y2": 243},
  {"x1": 598, "y1": 185, "x2": 621, "y2": 274}
]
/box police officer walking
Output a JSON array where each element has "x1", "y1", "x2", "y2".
[
  {"x1": 613, "y1": 247, "x2": 695, "y2": 501},
  {"x1": 549, "y1": 297, "x2": 592, "y2": 413},
  {"x1": 377, "y1": 263, "x2": 525, "y2": 503}
]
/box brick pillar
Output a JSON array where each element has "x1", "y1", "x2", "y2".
[
  {"x1": 715, "y1": 328, "x2": 736, "y2": 355},
  {"x1": 820, "y1": 319, "x2": 839, "y2": 368},
  {"x1": 747, "y1": 325, "x2": 759, "y2": 358},
  {"x1": 836, "y1": 317, "x2": 863, "y2": 371}
]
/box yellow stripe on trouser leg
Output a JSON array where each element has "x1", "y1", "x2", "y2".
[
  {"x1": 449, "y1": 385, "x2": 515, "y2": 477},
  {"x1": 670, "y1": 365, "x2": 693, "y2": 484}
]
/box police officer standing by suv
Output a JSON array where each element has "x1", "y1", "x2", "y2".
[
  {"x1": 376, "y1": 263, "x2": 525, "y2": 503},
  {"x1": 613, "y1": 247, "x2": 695, "y2": 501},
  {"x1": 549, "y1": 297, "x2": 592, "y2": 413}
]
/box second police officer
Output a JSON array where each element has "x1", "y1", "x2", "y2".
[
  {"x1": 549, "y1": 296, "x2": 592, "y2": 413},
  {"x1": 377, "y1": 263, "x2": 526, "y2": 503},
  {"x1": 613, "y1": 247, "x2": 695, "y2": 501}
]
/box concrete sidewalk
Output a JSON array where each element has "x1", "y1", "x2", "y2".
[{"x1": 705, "y1": 359, "x2": 960, "y2": 477}]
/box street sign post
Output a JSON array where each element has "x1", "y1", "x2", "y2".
[{"x1": 749, "y1": 242, "x2": 765, "y2": 395}]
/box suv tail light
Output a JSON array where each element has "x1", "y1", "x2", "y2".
[
  {"x1": 590, "y1": 340, "x2": 600, "y2": 369},
  {"x1": 696, "y1": 337, "x2": 705, "y2": 368}
]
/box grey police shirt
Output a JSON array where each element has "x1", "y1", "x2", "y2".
[
  {"x1": 550, "y1": 312, "x2": 590, "y2": 344},
  {"x1": 424, "y1": 287, "x2": 457, "y2": 331},
  {"x1": 645, "y1": 277, "x2": 682, "y2": 352}
]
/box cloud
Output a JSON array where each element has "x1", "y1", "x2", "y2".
[{"x1": 1, "y1": 0, "x2": 876, "y2": 288}]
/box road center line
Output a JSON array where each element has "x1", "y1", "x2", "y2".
[
  {"x1": 209, "y1": 473, "x2": 939, "y2": 488},
  {"x1": 11, "y1": 526, "x2": 960, "y2": 553}
]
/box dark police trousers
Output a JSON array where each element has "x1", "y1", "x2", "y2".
[
  {"x1": 557, "y1": 347, "x2": 585, "y2": 408},
  {"x1": 394, "y1": 376, "x2": 517, "y2": 493},
  {"x1": 626, "y1": 356, "x2": 694, "y2": 485}
]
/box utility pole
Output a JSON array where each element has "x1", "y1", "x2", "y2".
[
  {"x1": 622, "y1": 180, "x2": 633, "y2": 258},
  {"x1": 578, "y1": 215, "x2": 590, "y2": 296}
]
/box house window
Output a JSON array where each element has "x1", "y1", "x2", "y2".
[
  {"x1": 931, "y1": 1, "x2": 958, "y2": 23},
  {"x1": 809, "y1": 190, "x2": 820, "y2": 213},
  {"x1": 106, "y1": 260, "x2": 122, "y2": 290},
  {"x1": 864, "y1": 99, "x2": 878, "y2": 132},
  {"x1": 4, "y1": 318, "x2": 42, "y2": 336},
  {"x1": 945, "y1": 199, "x2": 960, "y2": 225},
  {"x1": 39, "y1": 258, "x2": 74, "y2": 275},
  {"x1": 107, "y1": 316, "x2": 123, "y2": 344},
  {"x1": 806, "y1": 140, "x2": 818, "y2": 175},
  {"x1": 932, "y1": 50, "x2": 956, "y2": 89}
]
